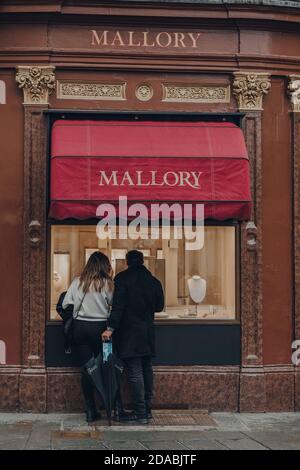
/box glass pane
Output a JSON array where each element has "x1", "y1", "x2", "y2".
[{"x1": 50, "y1": 225, "x2": 237, "y2": 321}]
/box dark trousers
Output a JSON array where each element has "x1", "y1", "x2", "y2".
[
  {"x1": 73, "y1": 320, "x2": 107, "y2": 404},
  {"x1": 124, "y1": 356, "x2": 153, "y2": 418}
]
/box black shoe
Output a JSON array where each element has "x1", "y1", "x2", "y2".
[
  {"x1": 118, "y1": 411, "x2": 137, "y2": 423},
  {"x1": 113, "y1": 409, "x2": 133, "y2": 422},
  {"x1": 119, "y1": 412, "x2": 149, "y2": 425},
  {"x1": 134, "y1": 417, "x2": 149, "y2": 425},
  {"x1": 146, "y1": 409, "x2": 153, "y2": 420}
]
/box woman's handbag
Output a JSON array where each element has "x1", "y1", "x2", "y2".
[{"x1": 56, "y1": 291, "x2": 86, "y2": 354}]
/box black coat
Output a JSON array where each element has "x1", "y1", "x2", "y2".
[{"x1": 108, "y1": 264, "x2": 164, "y2": 359}]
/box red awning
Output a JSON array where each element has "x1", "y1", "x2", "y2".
[{"x1": 49, "y1": 120, "x2": 251, "y2": 220}]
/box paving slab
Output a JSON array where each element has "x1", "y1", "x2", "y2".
[
  {"x1": 234, "y1": 413, "x2": 300, "y2": 432},
  {"x1": 200, "y1": 430, "x2": 248, "y2": 440},
  {"x1": 180, "y1": 438, "x2": 228, "y2": 450},
  {"x1": 101, "y1": 430, "x2": 206, "y2": 441},
  {"x1": 211, "y1": 413, "x2": 251, "y2": 431},
  {"x1": 215, "y1": 436, "x2": 268, "y2": 450},
  {"x1": 0, "y1": 424, "x2": 32, "y2": 450},
  {"x1": 51, "y1": 437, "x2": 107, "y2": 450},
  {"x1": 142, "y1": 440, "x2": 188, "y2": 450},
  {"x1": 25, "y1": 423, "x2": 56, "y2": 450},
  {"x1": 102, "y1": 440, "x2": 148, "y2": 450},
  {"x1": 1, "y1": 412, "x2": 300, "y2": 450},
  {"x1": 243, "y1": 431, "x2": 300, "y2": 450}
]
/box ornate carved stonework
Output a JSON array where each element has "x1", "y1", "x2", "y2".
[
  {"x1": 233, "y1": 73, "x2": 271, "y2": 111},
  {"x1": 162, "y1": 84, "x2": 230, "y2": 103},
  {"x1": 16, "y1": 66, "x2": 55, "y2": 105},
  {"x1": 288, "y1": 75, "x2": 300, "y2": 112},
  {"x1": 57, "y1": 81, "x2": 126, "y2": 101},
  {"x1": 135, "y1": 84, "x2": 153, "y2": 101},
  {"x1": 245, "y1": 221, "x2": 257, "y2": 252}
]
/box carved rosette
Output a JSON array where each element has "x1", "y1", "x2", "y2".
[
  {"x1": 16, "y1": 66, "x2": 55, "y2": 105},
  {"x1": 233, "y1": 73, "x2": 271, "y2": 111},
  {"x1": 288, "y1": 75, "x2": 300, "y2": 112},
  {"x1": 135, "y1": 84, "x2": 153, "y2": 102}
]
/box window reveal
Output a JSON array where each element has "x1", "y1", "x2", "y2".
[{"x1": 49, "y1": 225, "x2": 237, "y2": 322}]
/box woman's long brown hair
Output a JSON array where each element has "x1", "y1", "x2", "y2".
[{"x1": 79, "y1": 251, "x2": 113, "y2": 294}]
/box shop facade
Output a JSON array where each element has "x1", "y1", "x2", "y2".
[{"x1": 0, "y1": 0, "x2": 300, "y2": 413}]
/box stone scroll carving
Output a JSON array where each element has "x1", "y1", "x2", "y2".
[
  {"x1": 16, "y1": 66, "x2": 55, "y2": 105},
  {"x1": 57, "y1": 81, "x2": 126, "y2": 101},
  {"x1": 163, "y1": 85, "x2": 230, "y2": 103},
  {"x1": 233, "y1": 73, "x2": 271, "y2": 111},
  {"x1": 288, "y1": 75, "x2": 300, "y2": 112}
]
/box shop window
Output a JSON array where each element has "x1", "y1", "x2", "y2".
[{"x1": 49, "y1": 224, "x2": 238, "y2": 322}]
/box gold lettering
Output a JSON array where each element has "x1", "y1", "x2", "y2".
[
  {"x1": 156, "y1": 32, "x2": 172, "y2": 48},
  {"x1": 111, "y1": 31, "x2": 125, "y2": 47},
  {"x1": 90, "y1": 30, "x2": 202, "y2": 49},
  {"x1": 190, "y1": 171, "x2": 202, "y2": 188},
  {"x1": 151, "y1": 170, "x2": 164, "y2": 186},
  {"x1": 91, "y1": 30, "x2": 108, "y2": 46},
  {"x1": 187, "y1": 32, "x2": 202, "y2": 48},
  {"x1": 163, "y1": 171, "x2": 179, "y2": 186},
  {"x1": 128, "y1": 31, "x2": 141, "y2": 47},
  {"x1": 142, "y1": 31, "x2": 155, "y2": 47},
  {"x1": 136, "y1": 171, "x2": 150, "y2": 186},
  {"x1": 120, "y1": 171, "x2": 134, "y2": 186},
  {"x1": 174, "y1": 32, "x2": 187, "y2": 48},
  {"x1": 99, "y1": 170, "x2": 118, "y2": 186}
]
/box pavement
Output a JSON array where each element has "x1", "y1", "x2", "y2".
[{"x1": 0, "y1": 411, "x2": 300, "y2": 450}]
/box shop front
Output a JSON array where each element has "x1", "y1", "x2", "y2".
[{"x1": 0, "y1": 0, "x2": 299, "y2": 413}]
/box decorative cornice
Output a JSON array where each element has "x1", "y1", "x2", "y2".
[
  {"x1": 232, "y1": 72, "x2": 271, "y2": 111},
  {"x1": 15, "y1": 66, "x2": 55, "y2": 105},
  {"x1": 288, "y1": 75, "x2": 300, "y2": 112},
  {"x1": 162, "y1": 84, "x2": 230, "y2": 103},
  {"x1": 56, "y1": 80, "x2": 126, "y2": 101}
]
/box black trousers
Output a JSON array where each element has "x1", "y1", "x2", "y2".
[
  {"x1": 73, "y1": 320, "x2": 107, "y2": 404},
  {"x1": 124, "y1": 356, "x2": 153, "y2": 418}
]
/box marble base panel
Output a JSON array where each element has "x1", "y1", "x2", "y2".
[
  {"x1": 265, "y1": 368, "x2": 294, "y2": 412},
  {"x1": 239, "y1": 370, "x2": 266, "y2": 412},
  {"x1": 295, "y1": 368, "x2": 300, "y2": 411},
  {"x1": 47, "y1": 366, "x2": 240, "y2": 412},
  {"x1": 47, "y1": 370, "x2": 84, "y2": 412},
  {"x1": 0, "y1": 367, "x2": 20, "y2": 411},
  {"x1": 19, "y1": 369, "x2": 47, "y2": 413},
  {"x1": 0, "y1": 366, "x2": 298, "y2": 412}
]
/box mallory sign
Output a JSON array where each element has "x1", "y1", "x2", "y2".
[
  {"x1": 99, "y1": 170, "x2": 202, "y2": 190},
  {"x1": 90, "y1": 29, "x2": 202, "y2": 49}
]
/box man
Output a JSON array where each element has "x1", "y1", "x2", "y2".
[{"x1": 102, "y1": 250, "x2": 164, "y2": 424}]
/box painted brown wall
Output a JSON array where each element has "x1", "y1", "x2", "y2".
[
  {"x1": 0, "y1": 71, "x2": 23, "y2": 365},
  {"x1": 262, "y1": 77, "x2": 293, "y2": 365}
]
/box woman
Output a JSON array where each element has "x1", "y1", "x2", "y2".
[{"x1": 63, "y1": 251, "x2": 113, "y2": 423}]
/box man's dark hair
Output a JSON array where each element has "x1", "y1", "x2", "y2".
[{"x1": 126, "y1": 250, "x2": 144, "y2": 266}]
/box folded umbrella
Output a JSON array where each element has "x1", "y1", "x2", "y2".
[
  {"x1": 102, "y1": 344, "x2": 124, "y2": 425},
  {"x1": 83, "y1": 354, "x2": 110, "y2": 422},
  {"x1": 83, "y1": 342, "x2": 124, "y2": 426}
]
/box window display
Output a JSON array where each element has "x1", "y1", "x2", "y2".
[{"x1": 49, "y1": 224, "x2": 237, "y2": 322}]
